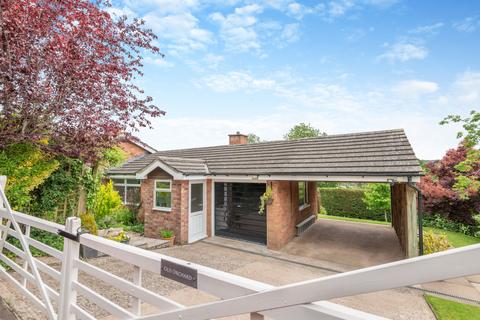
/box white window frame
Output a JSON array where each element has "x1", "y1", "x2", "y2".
[
  {"x1": 112, "y1": 179, "x2": 141, "y2": 205},
  {"x1": 153, "y1": 179, "x2": 172, "y2": 212},
  {"x1": 298, "y1": 181, "x2": 310, "y2": 211}
]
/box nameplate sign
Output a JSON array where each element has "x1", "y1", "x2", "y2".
[{"x1": 161, "y1": 260, "x2": 198, "y2": 288}]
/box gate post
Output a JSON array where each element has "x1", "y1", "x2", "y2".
[{"x1": 59, "y1": 217, "x2": 81, "y2": 320}]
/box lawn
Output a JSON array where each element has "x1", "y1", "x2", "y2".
[
  {"x1": 317, "y1": 214, "x2": 480, "y2": 248},
  {"x1": 425, "y1": 295, "x2": 480, "y2": 320}
]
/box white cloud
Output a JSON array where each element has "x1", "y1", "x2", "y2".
[
  {"x1": 453, "y1": 16, "x2": 480, "y2": 32},
  {"x1": 392, "y1": 80, "x2": 439, "y2": 97},
  {"x1": 209, "y1": 5, "x2": 263, "y2": 52},
  {"x1": 106, "y1": 6, "x2": 136, "y2": 19},
  {"x1": 378, "y1": 41, "x2": 428, "y2": 62},
  {"x1": 143, "y1": 12, "x2": 213, "y2": 54},
  {"x1": 346, "y1": 28, "x2": 368, "y2": 42},
  {"x1": 196, "y1": 71, "x2": 276, "y2": 92},
  {"x1": 451, "y1": 71, "x2": 480, "y2": 103},
  {"x1": 144, "y1": 56, "x2": 175, "y2": 68},
  {"x1": 281, "y1": 23, "x2": 300, "y2": 43},
  {"x1": 409, "y1": 22, "x2": 444, "y2": 35},
  {"x1": 328, "y1": 0, "x2": 355, "y2": 18}
]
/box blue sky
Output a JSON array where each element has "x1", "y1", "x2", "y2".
[{"x1": 109, "y1": 0, "x2": 480, "y2": 159}]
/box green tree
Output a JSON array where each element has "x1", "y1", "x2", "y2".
[
  {"x1": 362, "y1": 183, "x2": 391, "y2": 222},
  {"x1": 92, "y1": 180, "x2": 123, "y2": 226},
  {"x1": 247, "y1": 133, "x2": 262, "y2": 144},
  {"x1": 440, "y1": 110, "x2": 480, "y2": 198},
  {"x1": 284, "y1": 123, "x2": 326, "y2": 140}
]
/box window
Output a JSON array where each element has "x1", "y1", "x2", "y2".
[
  {"x1": 298, "y1": 181, "x2": 309, "y2": 209},
  {"x1": 154, "y1": 180, "x2": 172, "y2": 211},
  {"x1": 112, "y1": 179, "x2": 141, "y2": 205}
]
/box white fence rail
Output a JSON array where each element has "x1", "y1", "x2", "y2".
[{"x1": 1, "y1": 175, "x2": 480, "y2": 320}]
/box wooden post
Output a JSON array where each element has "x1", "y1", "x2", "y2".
[
  {"x1": 59, "y1": 217, "x2": 81, "y2": 320},
  {"x1": 132, "y1": 265, "x2": 142, "y2": 315}
]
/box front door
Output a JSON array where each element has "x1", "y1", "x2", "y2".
[{"x1": 189, "y1": 181, "x2": 206, "y2": 243}]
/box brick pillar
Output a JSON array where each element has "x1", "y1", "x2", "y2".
[
  {"x1": 266, "y1": 181, "x2": 295, "y2": 250},
  {"x1": 179, "y1": 181, "x2": 189, "y2": 244},
  {"x1": 206, "y1": 179, "x2": 213, "y2": 237}
]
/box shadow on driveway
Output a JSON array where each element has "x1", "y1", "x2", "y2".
[{"x1": 282, "y1": 219, "x2": 404, "y2": 268}]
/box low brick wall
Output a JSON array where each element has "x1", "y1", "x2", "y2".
[{"x1": 266, "y1": 181, "x2": 318, "y2": 250}]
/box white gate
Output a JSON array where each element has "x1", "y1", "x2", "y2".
[{"x1": 1, "y1": 175, "x2": 480, "y2": 320}]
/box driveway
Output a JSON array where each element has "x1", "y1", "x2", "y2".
[
  {"x1": 282, "y1": 219, "x2": 405, "y2": 268},
  {"x1": 0, "y1": 237, "x2": 433, "y2": 320}
]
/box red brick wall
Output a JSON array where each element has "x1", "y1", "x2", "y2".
[
  {"x1": 266, "y1": 181, "x2": 318, "y2": 250},
  {"x1": 206, "y1": 179, "x2": 213, "y2": 237},
  {"x1": 117, "y1": 140, "x2": 149, "y2": 161},
  {"x1": 141, "y1": 168, "x2": 189, "y2": 244}
]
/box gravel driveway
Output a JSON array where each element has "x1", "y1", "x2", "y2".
[{"x1": 0, "y1": 239, "x2": 434, "y2": 320}]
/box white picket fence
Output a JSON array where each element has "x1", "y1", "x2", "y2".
[{"x1": 1, "y1": 175, "x2": 480, "y2": 320}]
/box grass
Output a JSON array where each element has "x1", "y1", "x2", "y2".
[
  {"x1": 425, "y1": 295, "x2": 480, "y2": 320},
  {"x1": 317, "y1": 214, "x2": 480, "y2": 248}
]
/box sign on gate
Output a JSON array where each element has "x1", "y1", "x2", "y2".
[{"x1": 161, "y1": 259, "x2": 198, "y2": 288}]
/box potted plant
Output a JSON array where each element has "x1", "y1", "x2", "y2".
[
  {"x1": 108, "y1": 231, "x2": 130, "y2": 244},
  {"x1": 160, "y1": 229, "x2": 175, "y2": 246},
  {"x1": 80, "y1": 212, "x2": 99, "y2": 259},
  {"x1": 259, "y1": 186, "x2": 273, "y2": 215}
]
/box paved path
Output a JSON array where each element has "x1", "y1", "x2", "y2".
[{"x1": 0, "y1": 298, "x2": 17, "y2": 320}]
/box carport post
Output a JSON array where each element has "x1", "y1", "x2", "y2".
[{"x1": 408, "y1": 177, "x2": 424, "y2": 256}]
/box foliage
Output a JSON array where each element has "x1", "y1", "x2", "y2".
[
  {"x1": 0, "y1": 143, "x2": 59, "y2": 210},
  {"x1": 247, "y1": 133, "x2": 262, "y2": 144},
  {"x1": 424, "y1": 227, "x2": 480, "y2": 248},
  {"x1": 0, "y1": 0, "x2": 164, "y2": 163},
  {"x1": 100, "y1": 147, "x2": 126, "y2": 169},
  {"x1": 440, "y1": 110, "x2": 480, "y2": 198},
  {"x1": 425, "y1": 294, "x2": 480, "y2": 320},
  {"x1": 115, "y1": 207, "x2": 137, "y2": 226},
  {"x1": 319, "y1": 188, "x2": 386, "y2": 221},
  {"x1": 317, "y1": 214, "x2": 390, "y2": 226},
  {"x1": 284, "y1": 123, "x2": 326, "y2": 140},
  {"x1": 319, "y1": 206, "x2": 327, "y2": 215},
  {"x1": 92, "y1": 181, "x2": 123, "y2": 224},
  {"x1": 317, "y1": 181, "x2": 340, "y2": 188},
  {"x1": 362, "y1": 184, "x2": 391, "y2": 222},
  {"x1": 423, "y1": 214, "x2": 479, "y2": 237},
  {"x1": 29, "y1": 157, "x2": 84, "y2": 221},
  {"x1": 160, "y1": 230, "x2": 174, "y2": 238},
  {"x1": 259, "y1": 186, "x2": 273, "y2": 215},
  {"x1": 123, "y1": 223, "x2": 144, "y2": 234},
  {"x1": 423, "y1": 230, "x2": 451, "y2": 254},
  {"x1": 80, "y1": 212, "x2": 98, "y2": 236},
  {"x1": 419, "y1": 145, "x2": 480, "y2": 224},
  {"x1": 108, "y1": 231, "x2": 130, "y2": 242}
]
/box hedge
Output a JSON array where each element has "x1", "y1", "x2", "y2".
[{"x1": 319, "y1": 188, "x2": 388, "y2": 222}]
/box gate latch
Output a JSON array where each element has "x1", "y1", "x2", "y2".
[{"x1": 57, "y1": 228, "x2": 88, "y2": 242}]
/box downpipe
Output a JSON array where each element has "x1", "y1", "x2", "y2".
[{"x1": 408, "y1": 177, "x2": 424, "y2": 256}]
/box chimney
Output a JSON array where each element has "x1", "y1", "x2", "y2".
[{"x1": 229, "y1": 131, "x2": 248, "y2": 145}]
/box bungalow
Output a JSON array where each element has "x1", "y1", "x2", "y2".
[{"x1": 107, "y1": 129, "x2": 423, "y2": 256}]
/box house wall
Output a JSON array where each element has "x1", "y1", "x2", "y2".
[
  {"x1": 266, "y1": 181, "x2": 318, "y2": 250},
  {"x1": 141, "y1": 168, "x2": 189, "y2": 244},
  {"x1": 117, "y1": 140, "x2": 149, "y2": 161}
]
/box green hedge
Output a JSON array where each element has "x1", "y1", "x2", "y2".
[{"x1": 319, "y1": 188, "x2": 387, "y2": 221}]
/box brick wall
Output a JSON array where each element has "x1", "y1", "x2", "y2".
[
  {"x1": 117, "y1": 140, "x2": 149, "y2": 161},
  {"x1": 266, "y1": 181, "x2": 318, "y2": 250},
  {"x1": 141, "y1": 168, "x2": 189, "y2": 244}
]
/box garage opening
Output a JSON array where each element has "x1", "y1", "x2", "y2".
[{"x1": 214, "y1": 182, "x2": 267, "y2": 244}]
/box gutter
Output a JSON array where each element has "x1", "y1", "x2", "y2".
[{"x1": 408, "y1": 176, "x2": 424, "y2": 256}]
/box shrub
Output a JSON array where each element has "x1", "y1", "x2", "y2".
[
  {"x1": 362, "y1": 184, "x2": 391, "y2": 222},
  {"x1": 160, "y1": 230, "x2": 174, "y2": 238},
  {"x1": 319, "y1": 188, "x2": 385, "y2": 221},
  {"x1": 80, "y1": 212, "x2": 98, "y2": 236},
  {"x1": 319, "y1": 205, "x2": 327, "y2": 215},
  {"x1": 115, "y1": 207, "x2": 137, "y2": 226},
  {"x1": 92, "y1": 181, "x2": 122, "y2": 223},
  {"x1": 423, "y1": 230, "x2": 451, "y2": 254},
  {"x1": 423, "y1": 214, "x2": 479, "y2": 237}
]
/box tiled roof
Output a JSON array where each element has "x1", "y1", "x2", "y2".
[{"x1": 107, "y1": 129, "x2": 423, "y2": 177}]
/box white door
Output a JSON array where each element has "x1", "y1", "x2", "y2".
[{"x1": 189, "y1": 181, "x2": 206, "y2": 243}]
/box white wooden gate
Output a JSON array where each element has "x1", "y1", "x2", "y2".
[{"x1": 1, "y1": 175, "x2": 480, "y2": 320}]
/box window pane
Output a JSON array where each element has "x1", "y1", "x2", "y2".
[
  {"x1": 298, "y1": 182, "x2": 306, "y2": 205},
  {"x1": 156, "y1": 181, "x2": 170, "y2": 189},
  {"x1": 112, "y1": 179, "x2": 124, "y2": 184},
  {"x1": 191, "y1": 183, "x2": 203, "y2": 212},
  {"x1": 114, "y1": 185, "x2": 125, "y2": 203},
  {"x1": 126, "y1": 186, "x2": 141, "y2": 204},
  {"x1": 126, "y1": 179, "x2": 141, "y2": 185},
  {"x1": 155, "y1": 191, "x2": 171, "y2": 208}
]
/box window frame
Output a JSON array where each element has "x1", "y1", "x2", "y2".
[
  {"x1": 112, "y1": 178, "x2": 141, "y2": 205},
  {"x1": 153, "y1": 179, "x2": 172, "y2": 212},
  {"x1": 298, "y1": 181, "x2": 310, "y2": 210}
]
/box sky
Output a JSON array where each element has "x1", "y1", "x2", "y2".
[{"x1": 108, "y1": 0, "x2": 480, "y2": 160}]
